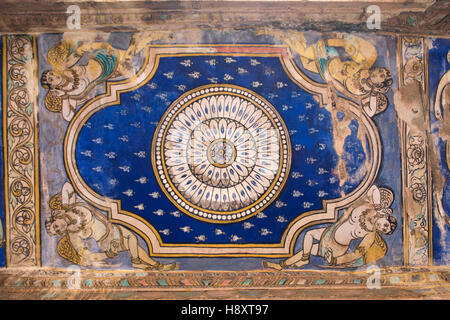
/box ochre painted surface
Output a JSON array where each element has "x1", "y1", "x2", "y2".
[{"x1": 0, "y1": 26, "x2": 449, "y2": 298}]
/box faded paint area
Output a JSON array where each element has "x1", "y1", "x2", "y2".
[{"x1": 0, "y1": 15, "x2": 449, "y2": 299}]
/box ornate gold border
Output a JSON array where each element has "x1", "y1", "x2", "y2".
[
  {"x1": 64, "y1": 45, "x2": 382, "y2": 257},
  {"x1": 2, "y1": 35, "x2": 40, "y2": 267},
  {"x1": 397, "y1": 36, "x2": 433, "y2": 266},
  {"x1": 152, "y1": 84, "x2": 292, "y2": 224}
]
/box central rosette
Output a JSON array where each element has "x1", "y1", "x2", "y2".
[
  {"x1": 188, "y1": 118, "x2": 255, "y2": 188},
  {"x1": 152, "y1": 85, "x2": 290, "y2": 223},
  {"x1": 207, "y1": 138, "x2": 237, "y2": 168}
]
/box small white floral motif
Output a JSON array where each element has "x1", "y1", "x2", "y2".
[
  {"x1": 250, "y1": 59, "x2": 260, "y2": 66},
  {"x1": 305, "y1": 102, "x2": 313, "y2": 109},
  {"x1": 205, "y1": 59, "x2": 217, "y2": 66},
  {"x1": 195, "y1": 235, "x2": 207, "y2": 242},
  {"x1": 243, "y1": 222, "x2": 254, "y2": 229},
  {"x1": 215, "y1": 229, "x2": 226, "y2": 235},
  {"x1": 92, "y1": 138, "x2": 103, "y2": 144},
  {"x1": 188, "y1": 72, "x2": 201, "y2": 79},
  {"x1": 291, "y1": 171, "x2": 304, "y2": 179},
  {"x1": 256, "y1": 212, "x2": 267, "y2": 219},
  {"x1": 130, "y1": 122, "x2": 141, "y2": 128},
  {"x1": 156, "y1": 93, "x2": 168, "y2": 100},
  {"x1": 318, "y1": 168, "x2": 329, "y2": 175},
  {"x1": 118, "y1": 135, "x2": 129, "y2": 143},
  {"x1": 207, "y1": 77, "x2": 218, "y2": 83},
  {"x1": 175, "y1": 84, "x2": 186, "y2": 91},
  {"x1": 119, "y1": 166, "x2": 130, "y2": 173},
  {"x1": 277, "y1": 216, "x2": 288, "y2": 223},
  {"x1": 134, "y1": 204, "x2": 145, "y2": 210},
  {"x1": 276, "y1": 82, "x2": 287, "y2": 89},
  {"x1": 237, "y1": 67, "x2": 248, "y2": 74},
  {"x1": 252, "y1": 81, "x2": 263, "y2": 88},
  {"x1": 180, "y1": 226, "x2": 192, "y2": 233},
  {"x1": 295, "y1": 144, "x2": 304, "y2": 151},
  {"x1": 105, "y1": 152, "x2": 117, "y2": 159},
  {"x1": 317, "y1": 113, "x2": 325, "y2": 121},
  {"x1": 109, "y1": 178, "x2": 119, "y2": 186},
  {"x1": 306, "y1": 179, "x2": 318, "y2": 186},
  {"x1": 260, "y1": 228, "x2": 272, "y2": 236},
  {"x1": 92, "y1": 166, "x2": 102, "y2": 172},
  {"x1": 153, "y1": 209, "x2": 164, "y2": 216},
  {"x1": 180, "y1": 59, "x2": 193, "y2": 67},
  {"x1": 134, "y1": 151, "x2": 146, "y2": 158},
  {"x1": 170, "y1": 211, "x2": 181, "y2": 218},
  {"x1": 160, "y1": 229, "x2": 171, "y2": 236},
  {"x1": 123, "y1": 189, "x2": 134, "y2": 197},
  {"x1": 282, "y1": 105, "x2": 293, "y2": 111},
  {"x1": 117, "y1": 109, "x2": 128, "y2": 116},
  {"x1": 318, "y1": 143, "x2": 326, "y2": 150},
  {"x1": 223, "y1": 74, "x2": 234, "y2": 81},
  {"x1": 230, "y1": 235, "x2": 242, "y2": 242},
  {"x1": 225, "y1": 57, "x2": 236, "y2": 63},
  {"x1": 306, "y1": 157, "x2": 317, "y2": 164},
  {"x1": 135, "y1": 177, "x2": 148, "y2": 184},
  {"x1": 275, "y1": 201, "x2": 287, "y2": 208},
  {"x1": 81, "y1": 150, "x2": 92, "y2": 157},
  {"x1": 148, "y1": 192, "x2": 160, "y2": 199},
  {"x1": 308, "y1": 128, "x2": 319, "y2": 134},
  {"x1": 292, "y1": 190, "x2": 304, "y2": 197},
  {"x1": 163, "y1": 72, "x2": 174, "y2": 79},
  {"x1": 303, "y1": 202, "x2": 314, "y2": 209},
  {"x1": 329, "y1": 176, "x2": 338, "y2": 184},
  {"x1": 318, "y1": 190, "x2": 329, "y2": 198},
  {"x1": 84, "y1": 122, "x2": 92, "y2": 128},
  {"x1": 267, "y1": 93, "x2": 278, "y2": 99},
  {"x1": 147, "y1": 82, "x2": 158, "y2": 89},
  {"x1": 131, "y1": 93, "x2": 141, "y2": 101},
  {"x1": 141, "y1": 106, "x2": 152, "y2": 113},
  {"x1": 103, "y1": 123, "x2": 115, "y2": 130}
]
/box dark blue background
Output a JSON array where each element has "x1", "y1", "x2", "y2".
[
  {"x1": 429, "y1": 38, "x2": 450, "y2": 265},
  {"x1": 75, "y1": 54, "x2": 368, "y2": 246}
]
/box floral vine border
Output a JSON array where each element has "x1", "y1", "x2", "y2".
[
  {"x1": 3, "y1": 35, "x2": 39, "y2": 267},
  {"x1": 399, "y1": 36, "x2": 432, "y2": 266}
]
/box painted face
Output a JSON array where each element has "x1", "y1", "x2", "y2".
[
  {"x1": 49, "y1": 218, "x2": 67, "y2": 236},
  {"x1": 375, "y1": 216, "x2": 392, "y2": 234},
  {"x1": 370, "y1": 68, "x2": 391, "y2": 87},
  {"x1": 45, "y1": 71, "x2": 63, "y2": 88}
]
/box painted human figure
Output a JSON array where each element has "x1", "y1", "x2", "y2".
[
  {"x1": 256, "y1": 29, "x2": 393, "y2": 116},
  {"x1": 433, "y1": 50, "x2": 450, "y2": 227},
  {"x1": 46, "y1": 182, "x2": 177, "y2": 270},
  {"x1": 263, "y1": 185, "x2": 397, "y2": 270},
  {"x1": 40, "y1": 33, "x2": 163, "y2": 121}
]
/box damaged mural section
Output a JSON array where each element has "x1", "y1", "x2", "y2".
[{"x1": 0, "y1": 30, "x2": 448, "y2": 277}]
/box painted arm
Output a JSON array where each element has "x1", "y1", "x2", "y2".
[
  {"x1": 68, "y1": 232, "x2": 108, "y2": 267},
  {"x1": 434, "y1": 70, "x2": 450, "y2": 120},
  {"x1": 334, "y1": 233, "x2": 374, "y2": 265},
  {"x1": 327, "y1": 34, "x2": 377, "y2": 68}
]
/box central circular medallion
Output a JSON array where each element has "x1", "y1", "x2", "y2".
[
  {"x1": 152, "y1": 84, "x2": 291, "y2": 223},
  {"x1": 207, "y1": 139, "x2": 237, "y2": 168}
]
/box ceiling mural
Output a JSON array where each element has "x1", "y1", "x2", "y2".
[{"x1": 0, "y1": 24, "x2": 448, "y2": 298}]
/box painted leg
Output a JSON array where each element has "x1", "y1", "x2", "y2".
[{"x1": 286, "y1": 228, "x2": 325, "y2": 268}]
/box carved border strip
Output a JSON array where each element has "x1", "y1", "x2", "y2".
[
  {"x1": 2, "y1": 35, "x2": 40, "y2": 267},
  {"x1": 0, "y1": 267, "x2": 448, "y2": 293},
  {"x1": 398, "y1": 36, "x2": 433, "y2": 266}
]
